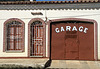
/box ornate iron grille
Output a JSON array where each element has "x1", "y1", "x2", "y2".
[{"x1": 30, "y1": 21, "x2": 43, "y2": 56}]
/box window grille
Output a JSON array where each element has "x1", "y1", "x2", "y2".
[
  {"x1": 30, "y1": 21, "x2": 44, "y2": 56},
  {"x1": 6, "y1": 21, "x2": 23, "y2": 51}
]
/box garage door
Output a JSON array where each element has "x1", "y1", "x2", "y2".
[{"x1": 51, "y1": 21, "x2": 94, "y2": 60}]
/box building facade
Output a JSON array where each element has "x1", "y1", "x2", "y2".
[{"x1": 0, "y1": 0, "x2": 100, "y2": 60}]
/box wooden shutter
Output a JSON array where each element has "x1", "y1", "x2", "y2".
[{"x1": 7, "y1": 22, "x2": 23, "y2": 51}]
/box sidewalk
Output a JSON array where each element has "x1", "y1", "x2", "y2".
[
  {"x1": 48, "y1": 60, "x2": 100, "y2": 69},
  {"x1": 0, "y1": 59, "x2": 100, "y2": 69},
  {"x1": 0, "y1": 58, "x2": 49, "y2": 68}
]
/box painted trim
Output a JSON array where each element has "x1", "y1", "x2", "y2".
[
  {"x1": 28, "y1": 18, "x2": 46, "y2": 57},
  {"x1": 3, "y1": 18, "x2": 25, "y2": 52},
  {"x1": 47, "y1": 18, "x2": 98, "y2": 60},
  {"x1": 0, "y1": 57, "x2": 49, "y2": 59},
  {"x1": 94, "y1": 20, "x2": 98, "y2": 61}
]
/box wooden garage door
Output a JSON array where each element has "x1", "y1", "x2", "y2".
[{"x1": 51, "y1": 21, "x2": 94, "y2": 60}]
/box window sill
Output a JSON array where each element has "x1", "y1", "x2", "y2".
[
  {"x1": 30, "y1": 56, "x2": 43, "y2": 58},
  {"x1": 5, "y1": 50, "x2": 23, "y2": 53}
]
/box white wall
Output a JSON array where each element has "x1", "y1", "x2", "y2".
[
  {"x1": 0, "y1": 9, "x2": 100, "y2": 59},
  {"x1": 0, "y1": 10, "x2": 46, "y2": 57}
]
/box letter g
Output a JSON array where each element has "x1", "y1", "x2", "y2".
[
  {"x1": 55, "y1": 28, "x2": 60, "y2": 33},
  {"x1": 79, "y1": 26, "x2": 83, "y2": 32}
]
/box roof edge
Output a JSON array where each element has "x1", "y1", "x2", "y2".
[{"x1": 0, "y1": 1, "x2": 99, "y2": 5}]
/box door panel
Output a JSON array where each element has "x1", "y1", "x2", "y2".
[
  {"x1": 79, "y1": 23, "x2": 94, "y2": 60},
  {"x1": 30, "y1": 25, "x2": 43, "y2": 56},
  {"x1": 51, "y1": 23, "x2": 66, "y2": 59},
  {"x1": 51, "y1": 23, "x2": 79, "y2": 60},
  {"x1": 15, "y1": 26, "x2": 22, "y2": 50},
  {"x1": 7, "y1": 26, "x2": 15, "y2": 50},
  {"x1": 65, "y1": 23, "x2": 79, "y2": 60}
]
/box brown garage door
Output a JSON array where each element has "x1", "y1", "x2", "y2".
[{"x1": 51, "y1": 21, "x2": 94, "y2": 60}]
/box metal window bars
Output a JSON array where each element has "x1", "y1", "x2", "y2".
[
  {"x1": 6, "y1": 21, "x2": 22, "y2": 51},
  {"x1": 30, "y1": 21, "x2": 43, "y2": 57}
]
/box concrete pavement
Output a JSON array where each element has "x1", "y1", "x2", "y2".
[
  {"x1": 0, "y1": 58, "x2": 48, "y2": 68},
  {"x1": 0, "y1": 58, "x2": 100, "y2": 69},
  {"x1": 48, "y1": 60, "x2": 100, "y2": 69}
]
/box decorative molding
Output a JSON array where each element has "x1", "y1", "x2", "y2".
[{"x1": 3, "y1": 18, "x2": 25, "y2": 52}]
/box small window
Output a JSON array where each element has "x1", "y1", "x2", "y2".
[{"x1": 3, "y1": 18, "x2": 25, "y2": 52}]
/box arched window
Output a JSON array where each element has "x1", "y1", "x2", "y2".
[
  {"x1": 28, "y1": 18, "x2": 46, "y2": 57},
  {"x1": 3, "y1": 18, "x2": 25, "y2": 52}
]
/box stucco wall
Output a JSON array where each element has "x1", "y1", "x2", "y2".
[
  {"x1": 0, "y1": 9, "x2": 100, "y2": 60},
  {"x1": 0, "y1": 10, "x2": 46, "y2": 57}
]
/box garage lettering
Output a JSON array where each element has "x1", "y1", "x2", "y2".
[
  {"x1": 72, "y1": 26, "x2": 77, "y2": 31},
  {"x1": 55, "y1": 26, "x2": 88, "y2": 33}
]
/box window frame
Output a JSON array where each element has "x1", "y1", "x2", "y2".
[{"x1": 3, "y1": 18, "x2": 25, "y2": 52}]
